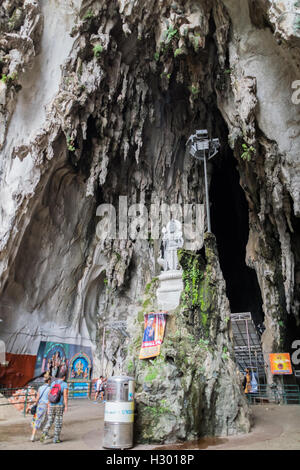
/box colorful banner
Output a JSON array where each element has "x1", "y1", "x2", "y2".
[
  {"x1": 34, "y1": 341, "x2": 92, "y2": 378},
  {"x1": 269, "y1": 353, "x2": 293, "y2": 375},
  {"x1": 139, "y1": 312, "x2": 167, "y2": 360},
  {"x1": 69, "y1": 352, "x2": 92, "y2": 380}
]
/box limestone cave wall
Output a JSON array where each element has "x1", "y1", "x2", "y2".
[{"x1": 0, "y1": 0, "x2": 299, "y2": 442}]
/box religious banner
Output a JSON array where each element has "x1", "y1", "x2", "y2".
[
  {"x1": 68, "y1": 352, "x2": 92, "y2": 398},
  {"x1": 69, "y1": 352, "x2": 92, "y2": 380},
  {"x1": 269, "y1": 353, "x2": 293, "y2": 375},
  {"x1": 139, "y1": 312, "x2": 167, "y2": 360},
  {"x1": 39, "y1": 342, "x2": 68, "y2": 378},
  {"x1": 34, "y1": 341, "x2": 93, "y2": 378}
]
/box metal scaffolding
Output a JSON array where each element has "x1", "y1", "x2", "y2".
[{"x1": 230, "y1": 312, "x2": 266, "y2": 378}]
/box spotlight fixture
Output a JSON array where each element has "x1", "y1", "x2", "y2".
[{"x1": 186, "y1": 130, "x2": 220, "y2": 233}]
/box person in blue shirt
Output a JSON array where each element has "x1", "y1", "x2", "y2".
[
  {"x1": 30, "y1": 372, "x2": 51, "y2": 442},
  {"x1": 40, "y1": 369, "x2": 68, "y2": 444}
]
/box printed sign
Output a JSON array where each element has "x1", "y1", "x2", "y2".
[
  {"x1": 269, "y1": 353, "x2": 293, "y2": 375},
  {"x1": 139, "y1": 312, "x2": 167, "y2": 360},
  {"x1": 104, "y1": 401, "x2": 134, "y2": 423}
]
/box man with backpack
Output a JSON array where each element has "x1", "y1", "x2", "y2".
[{"x1": 40, "y1": 369, "x2": 68, "y2": 444}]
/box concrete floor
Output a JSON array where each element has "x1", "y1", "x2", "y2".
[{"x1": 0, "y1": 401, "x2": 300, "y2": 450}]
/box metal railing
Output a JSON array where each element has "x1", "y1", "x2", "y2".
[
  {"x1": 0, "y1": 380, "x2": 98, "y2": 417},
  {"x1": 0, "y1": 385, "x2": 39, "y2": 417},
  {"x1": 247, "y1": 384, "x2": 300, "y2": 405}
]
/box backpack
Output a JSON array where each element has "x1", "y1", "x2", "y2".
[{"x1": 48, "y1": 381, "x2": 62, "y2": 404}]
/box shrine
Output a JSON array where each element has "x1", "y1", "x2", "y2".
[
  {"x1": 68, "y1": 352, "x2": 92, "y2": 398},
  {"x1": 156, "y1": 219, "x2": 184, "y2": 311}
]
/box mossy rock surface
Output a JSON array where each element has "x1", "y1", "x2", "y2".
[{"x1": 127, "y1": 235, "x2": 250, "y2": 444}]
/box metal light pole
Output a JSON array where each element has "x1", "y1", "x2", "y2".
[
  {"x1": 101, "y1": 323, "x2": 106, "y2": 376},
  {"x1": 186, "y1": 130, "x2": 220, "y2": 233}
]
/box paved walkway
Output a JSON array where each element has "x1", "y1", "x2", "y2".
[{"x1": 0, "y1": 401, "x2": 300, "y2": 450}]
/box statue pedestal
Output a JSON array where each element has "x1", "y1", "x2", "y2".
[{"x1": 156, "y1": 270, "x2": 183, "y2": 311}]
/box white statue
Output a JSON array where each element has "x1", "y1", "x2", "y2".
[{"x1": 158, "y1": 219, "x2": 184, "y2": 271}]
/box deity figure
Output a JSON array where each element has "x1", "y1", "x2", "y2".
[
  {"x1": 158, "y1": 219, "x2": 184, "y2": 271},
  {"x1": 75, "y1": 360, "x2": 84, "y2": 377},
  {"x1": 143, "y1": 316, "x2": 156, "y2": 342}
]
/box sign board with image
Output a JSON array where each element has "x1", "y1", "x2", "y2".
[
  {"x1": 269, "y1": 353, "x2": 293, "y2": 375},
  {"x1": 139, "y1": 312, "x2": 167, "y2": 360}
]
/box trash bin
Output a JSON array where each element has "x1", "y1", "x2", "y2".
[{"x1": 103, "y1": 376, "x2": 135, "y2": 449}]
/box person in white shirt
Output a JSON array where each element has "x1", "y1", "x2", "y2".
[{"x1": 94, "y1": 376, "x2": 105, "y2": 402}]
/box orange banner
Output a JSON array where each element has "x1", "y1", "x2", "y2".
[
  {"x1": 139, "y1": 312, "x2": 167, "y2": 360},
  {"x1": 269, "y1": 353, "x2": 293, "y2": 375}
]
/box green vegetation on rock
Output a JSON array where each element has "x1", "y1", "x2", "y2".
[
  {"x1": 177, "y1": 249, "x2": 214, "y2": 338},
  {"x1": 93, "y1": 44, "x2": 103, "y2": 58},
  {"x1": 67, "y1": 136, "x2": 76, "y2": 152},
  {"x1": 1, "y1": 73, "x2": 17, "y2": 84},
  {"x1": 163, "y1": 26, "x2": 178, "y2": 44},
  {"x1": 128, "y1": 235, "x2": 248, "y2": 444},
  {"x1": 83, "y1": 9, "x2": 94, "y2": 20},
  {"x1": 188, "y1": 85, "x2": 200, "y2": 96},
  {"x1": 240, "y1": 143, "x2": 256, "y2": 162},
  {"x1": 174, "y1": 48, "x2": 184, "y2": 58}
]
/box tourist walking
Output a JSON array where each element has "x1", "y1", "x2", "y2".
[
  {"x1": 40, "y1": 369, "x2": 68, "y2": 444},
  {"x1": 30, "y1": 372, "x2": 51, "y2": 442},
  {"x1": 243, "y1": 368, "x2": 252, "y2": 394},
  {"x1": 94, "y1": 375, "x2": 105, "y2": 402}
]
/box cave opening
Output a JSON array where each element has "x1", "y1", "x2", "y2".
[{"x1": 210, "y1": 142, "x2": 264, "y2": 329}]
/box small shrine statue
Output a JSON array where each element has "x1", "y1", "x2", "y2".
[
  {"x1": 158, "y1": 219, "x2": 184, "y2": 271},
  {"x1": 75, "y1": 360, "x2": 84, "y2": 377}
]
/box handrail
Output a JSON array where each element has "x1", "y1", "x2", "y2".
[
  {"x1": 0, "y1": 380, "x2": 96, "y2": 416},
  {"x1": 247, "y1": 384, "x2": 300, "y2": 405}
]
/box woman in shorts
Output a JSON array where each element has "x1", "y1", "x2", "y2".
[{"x1": 30, "y1": 373, "x2": 51, "y2": 442}]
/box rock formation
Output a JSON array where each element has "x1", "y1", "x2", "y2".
[
  {"x1": 127, "y1": 234, "x2": 250, "y2": 442},
  {"x1": 0, "y1": 0, "x2": 299, "y2": 443}
]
